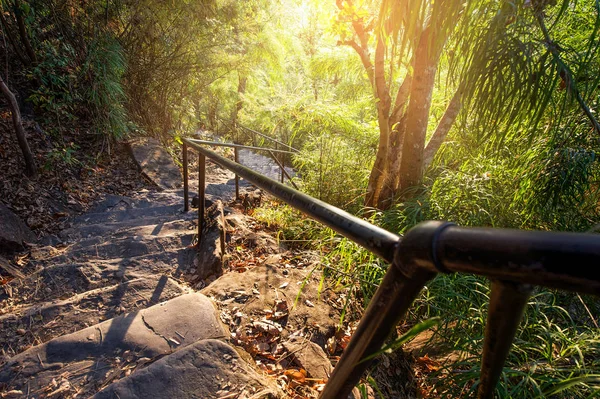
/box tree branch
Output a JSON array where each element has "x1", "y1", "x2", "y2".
[
  {"x1": 337, "y1": 39, "x2": 374, "y2": 83},
  {"x1": 423, "y1": 86, "x2": 464, "y2": 168},
  {"x1": 0, "y1": 3, "x2": 28, "y2": 66},
  {"x1": 533, "y1": 11, "x2": 600, "y2": 135},
  {"x1": 373, "y1": 0, "x2": 392, "y2": 116},
  {"x1": 12, "y1": 0, "x2": 37, "y2": 64},
  {"x1": 390, "y1": 74, "x2": 412, "y2": 126},
  {"x1": 0, "y1": 75, "x2": 37, "y2": 177}
]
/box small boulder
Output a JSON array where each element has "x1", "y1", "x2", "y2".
[
  {"x1": 283, "y1": 336, "x2": 333, "y2": 380},
  {"x1": 128, "y1": 138, "x2": 182, "y2": 190},
  {"x1": 0, "y1": 203, "x2": 36, "y2": 252}
]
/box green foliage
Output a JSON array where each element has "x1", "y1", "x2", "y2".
[
  {"x1": 296, "y1": 130, "x2": 371, "y2": 208},
  {"x1": 27, "y1": 41, "x2": 81, "y2": 126},
  {"x1": 4, "y1": 0, "x2": 131, "y2": 140},
  {"x1": 254, "y1": 203, "x2": 325, "y2": 244},
  {"x1": 408, "y1": 274, "x2": 600, "y2": 398},
  {"x1": 360, "y1": 317, "x2": 441, "y2": 363},
  {"x1": 44, "y1": 142, "x2": 80, "y2": 169},
  {"x1": 82, "y1": 35, "x2": 129, "y2": 138}
]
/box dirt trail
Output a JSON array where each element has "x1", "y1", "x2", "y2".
[{"x1": 0, "y1": 139, "x2": 344, "y2": 399}]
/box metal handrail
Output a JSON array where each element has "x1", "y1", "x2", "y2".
[
  {"x1": 217, "y1": 116, "x2": 300, "y2": 153},
  {"x1": 183, "y1": 139, "x2": 298, "y2": 210},
  {"x1": 181, "y1": 138, "x2": 600, "y2": 399},
  {"x1": 236, "y1": 124, "x2": 300, "y2": 153},
  {"x1": 188, "y1": 138, "x2": 295, "y2": 154},
  {"x1": 183, "y1": 139, "x2": 398, "y2": 261}
]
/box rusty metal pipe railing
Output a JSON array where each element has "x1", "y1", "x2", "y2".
[
  {"x1": 239, "y1": 124, "x2": 300, "y2": 153},
  {"x1": 267, "y1": 149, "x2": 298, "y2": 190},
  {"x1": 234, "y1": 147, "x2": 240, "y2": 200},
  {"x1": 198, "y1": 153, "x2": 205, "y2": 240},
  {"x1": 181, "y1": 139, "x2": 600, "y2": 399},
  {"x1": 320, "y1": 221, "x2": 600, "y2": 399},
  {"x1": 183, "y1": 141, "x2": 189, "y2": 212},
  {"x1": 478, "y1": 281, "x2": 532, "y2": 399},
  {"x1": 400, "y1": 221, "x2": 600, "y2": 295},
  {"x1": 218, "y1": 116, "x2": 300, "y2": 153},
  {"x1": 188, "y1": 138, "x2": 295, "y2": 154},
  {"x1": 182, "y1": 138, "x2": 297, "y2": 205},
  {"x1": 183, "y1": 138, "x2": 399, "y2": 262}
]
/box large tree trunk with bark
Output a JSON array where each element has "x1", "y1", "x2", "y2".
[
  {"x1": 365, "y1": 133, "x2": 389, "y2": 207},
  {"x1": 396, "y1": 30, "x2": 439, "y2": 198},
  {"x1": 339, "y1": 0, "x2": 462, "y2": 210},
  {"x1": 0, "y1": 76, "x2": 37, "y2": 177},
  {"x1": 364, "y1": 24, "x2": 392, "y2": 208},
  {"x1": 377, "y1": 76, "x2": 412, "y2": 208}
]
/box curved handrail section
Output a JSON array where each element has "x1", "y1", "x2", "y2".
[
  {"x1": 188, "y1": 138, "x2": 295, "y2": 154},
  {"x1": 181, "y1": 137, "x2": 600, "y2": 399},
  {"x1": 184, "y1": 138, "x2": 399, "y2": 262},
  {"x1": 217, "y1": 117, "x2": 300, "y2": 153}
]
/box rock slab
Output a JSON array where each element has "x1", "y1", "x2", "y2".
[
  {"x1": 128, "y1": 138, "x2": 182, "y2": 190},
  {"x1": 0, "y1": 293, "x2": 225, "y2": 397},
  {"x1": 0, "y1": 202, "x2": 36, "y2": 252},
  {"x1": 283, "y1": 336, "x2": 333, "y2": 380},
  {"x1": 94, "y1": 339, "x2": 280, "y2": 399}
]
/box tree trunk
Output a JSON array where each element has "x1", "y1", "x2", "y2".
[
  {"x1": 423, "y1": 86, "x2": 463, "y2": 169},
  {"x1": 0, "y1": 4, "x2": 29, "y2": 66},
  {"x1": 231, "y1": 72, "x2": 247, "y2": 127},
  {"x1": 364, "y1": 26, "x2": 392, "y2": 209},
  {"x1": 377, "y1": 114, "x2": 407, "y2": 209},
  {"x1": 0, "y1": 76, "x2": 37, "y2": 177},
  {"x1": 364, "y1": 136, "x2": 389, "y2": 208},
  {"x1": 396, "y1": 30, "x2": 438, "y2": 198},
  {"x1": 13, "y1": 0, "x2": 37, "y2": 65},
  {"x1": 377, "y1": 75, "x2": 413, "y2": 209}
]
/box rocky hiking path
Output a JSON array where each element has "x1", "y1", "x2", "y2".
[{"x1": 0, "y1": 138, "x2": 355, "y2": 399}]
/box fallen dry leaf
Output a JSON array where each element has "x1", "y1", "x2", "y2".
[
  {"x1": 284, "y1": 368, "x2": 307, "y2": 383},
  {"x1": 417, "y1": 355, "x2": 441, "y2": 372}
]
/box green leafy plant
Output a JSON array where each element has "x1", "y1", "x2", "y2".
[{"x1": 44, "y1": 142, "x2": 81, "y2": 169}]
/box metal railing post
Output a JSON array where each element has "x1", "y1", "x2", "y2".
[
  {"x1": 281, "y1": 153, "x2": 285, "y2": 183},
  {"x1": 319, "y1": 243, "x2": 436, "y2": 399},
  {"x1": 198, "y1": 153, "x2": 206, "y2": 242},
  {"x1": 183, "y1": 141, "x2": 189, "y2": 212},
  {"x1": 275, "y1": 142, "x2": 283, "y2": 183},
  {"x1": 267, "y1": 150, "x2": 299, "y2": 190},
  {"x1": 477, "y1": 281, "x2": 532, "y2": 399},
  {"x1": 234, "y1": 147, "x2": 240, "y2": 200}
]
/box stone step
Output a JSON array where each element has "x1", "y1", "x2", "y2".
[
  {"x1": 131, "y1": 188, "x2": 184, "y2": 201},
  {"x1": 93, "y1": 339, "x2": 280, "y2": 399},
  {"x1": 1, "y1": 248, "x2": 195, "y2": 314},
  {"x1": 70, "y1": 204, "x2": 184, "y2": 227},
  {"x1": 86, "y1": 194, "x2": 181, "y2": 213},
  {"x1": 60, "y1": 214, "x2": 196, "y2": 241},
  {"x1": 35, "y1": 233, "x2": 195, "y2": 264},
  {"x1": 130, "y1": 189, "x2": 184, "y2": 203},
  {"x1": 0, "y1": 277, "x2": 187, "y2": 360},
  {"x1": 0, "y1": 293, "x2": 226, "y2": 398}
]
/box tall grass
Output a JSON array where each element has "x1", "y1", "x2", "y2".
[
  {"x1": 83, "y1": 35, "x2": 129, "y2": 139},
  {"x1": 252, "y1": 132, "x2": 600, "y2": 397}
]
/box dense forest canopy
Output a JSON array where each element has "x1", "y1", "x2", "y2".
[
  {"x1": 3, "y1": 0, "x2": 599, "y2": 222},
  {"x1": 1, "y1": 0, "x2": 600, "y2": 396}
]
